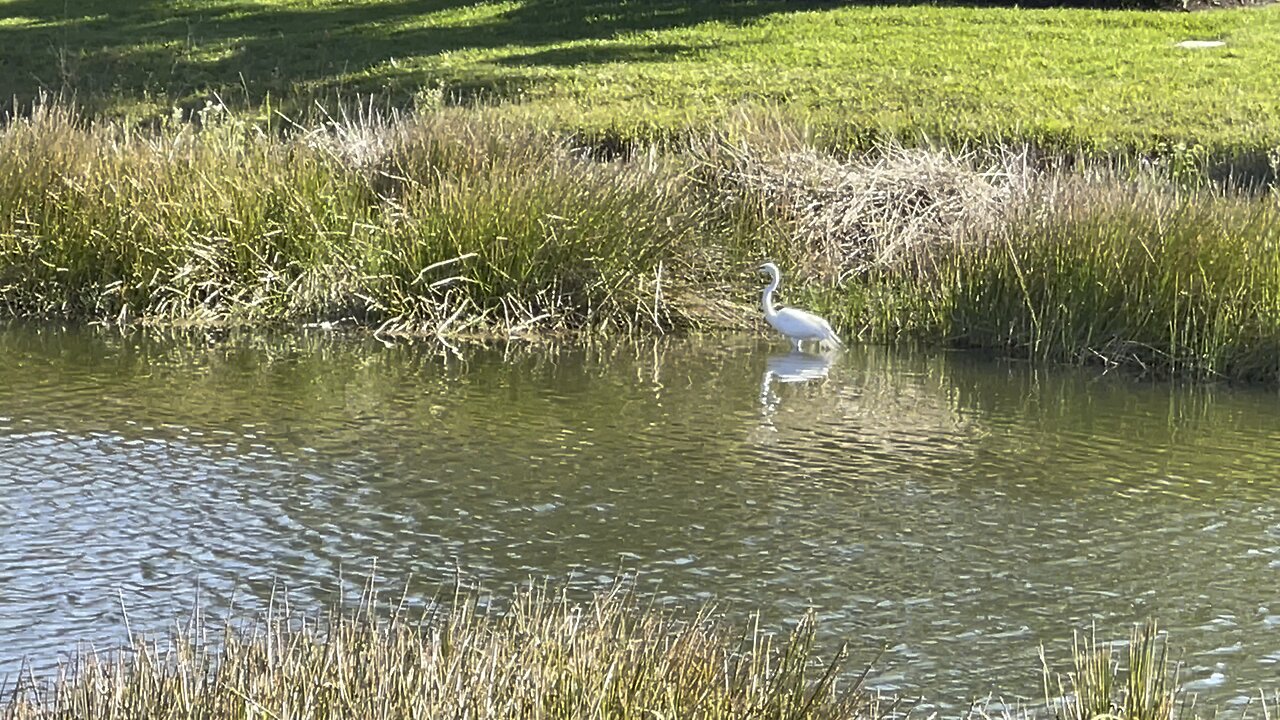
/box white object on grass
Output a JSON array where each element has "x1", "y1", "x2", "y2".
[{"x1": 1175, "y1": 40, "x2": 1225, "y2": 49}]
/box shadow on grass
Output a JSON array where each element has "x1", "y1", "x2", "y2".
[
  {"x1": 0, "y1": 0, "x2": 829, "y2": 117},
  {"x1": 495, "y1": 41, "x2": 708, "y2": 68}
]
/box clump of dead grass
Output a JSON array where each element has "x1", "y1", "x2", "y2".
[{"x1": 700, "y1": 133, "x2": 1029, "y2": 281}]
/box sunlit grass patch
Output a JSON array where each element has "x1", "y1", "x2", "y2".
[{"x1": 3, "y1": 0, "x2": 1280, "y2": 163}]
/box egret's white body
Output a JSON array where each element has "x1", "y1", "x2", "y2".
[{"x1": 758, "y1": 262, "x2": 842, "y2": 351}]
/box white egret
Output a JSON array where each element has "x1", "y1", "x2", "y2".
[{"x1": 757, "y1": 262, "x2": 842, "y2": 351}]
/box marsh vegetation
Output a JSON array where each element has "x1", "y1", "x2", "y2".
[
  {"x1": 2, "y1": 103, "x2": 1276, "y2": 379},
  {"x1": 4, "y1": 1, "x2": 1280, "y2": 379},
  {"x1": 0, "y1": 583, "x2": 888, "y2": 720}
]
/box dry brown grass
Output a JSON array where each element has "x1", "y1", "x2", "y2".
[{"x1": 698, "y1": 130, "x2": 1029, "y2": 282}]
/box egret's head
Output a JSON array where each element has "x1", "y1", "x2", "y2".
[{"x1": 757, "y1": 262, "x2": 780, "y2": 278}]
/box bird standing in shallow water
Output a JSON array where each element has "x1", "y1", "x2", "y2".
[{"x1": 757, "y1": 262, "x2": 842, "y2": 351}]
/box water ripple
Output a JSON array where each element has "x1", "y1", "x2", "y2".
[{"x1": 0, "y1": 329, "x2": 1278, "y2": 711}]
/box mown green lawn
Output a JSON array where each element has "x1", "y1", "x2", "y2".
[{"x1": 3, "y1": 0, "x2": 1279, "y2": 153}]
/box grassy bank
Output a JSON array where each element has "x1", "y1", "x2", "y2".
[
  {"x1": 0, "y1": 584, "x2": 889, "y2": 720},
  {"x1": 2, "y1": 105, "x2": 1277, "y2": 380},
  {"x1": 0, "y1": 582, "x2": 1193, "y2": 720},
  {"x1": 4, "y1": 0, "x2": 1280, "y2": 165},
  {"x1": 0, "y1": 104, "x2": 757, "y2": 335}
]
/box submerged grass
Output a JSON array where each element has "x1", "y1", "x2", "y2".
[
  {"x1": 2, "y1": 102, "x2": 1278, "y2": 381},
  {"x1": 0, "y1": 583, "x2": 888, "y2": 720}
]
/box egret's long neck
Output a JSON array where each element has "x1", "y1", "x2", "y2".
[{"x1": 761, "y1": 271, "x2": 780, "y2": 319}]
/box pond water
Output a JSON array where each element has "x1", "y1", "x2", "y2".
[{"x1": 1, "y1": 326, "x2": 1279, "y2": 712}]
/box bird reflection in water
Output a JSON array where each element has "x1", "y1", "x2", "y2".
[{"x1": 758, "y1": 350, "x2": 835, "y2": 425}]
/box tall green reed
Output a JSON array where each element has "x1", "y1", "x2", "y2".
[
  {"x1": 0, "y1": 103, "x2": 764, "y2": 335},
  {"x1": 1041, "y1": 621, "x2": 1180, "y2": 720},
  {"x1": 946, "y1": 173, "x2": 1280, "y2": 381}
]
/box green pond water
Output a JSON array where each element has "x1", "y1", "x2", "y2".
[{"x1": 1, "y1": 325, "x2": 1279, "y2": 712}]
